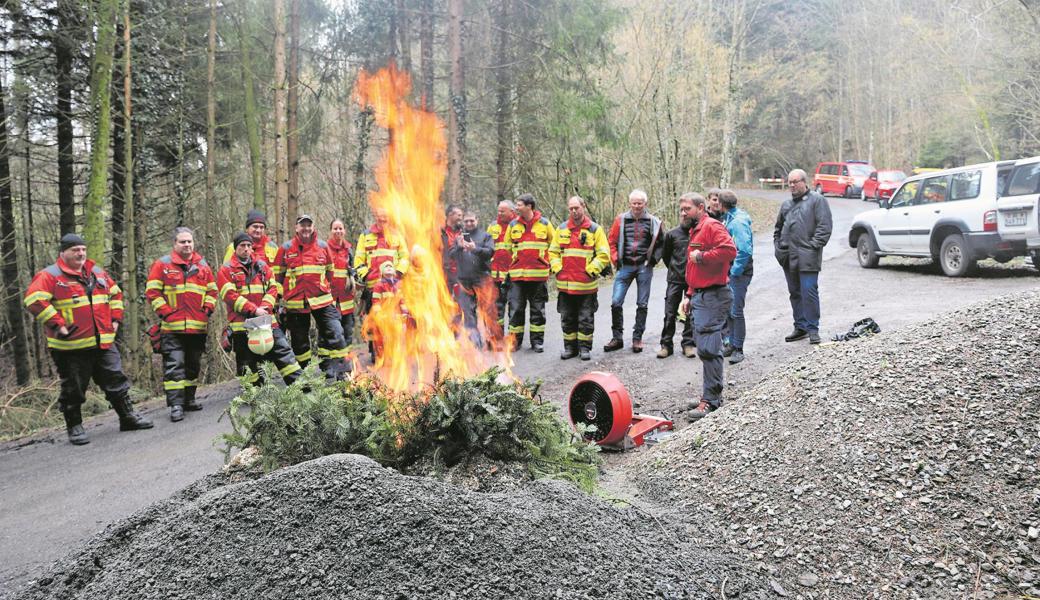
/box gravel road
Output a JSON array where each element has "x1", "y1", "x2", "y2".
[{"x1": 2, "y1": 191, "x2": 1038, "y2": 595}]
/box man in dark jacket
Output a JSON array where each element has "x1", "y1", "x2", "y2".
[
  {"x1": 774, "y1": 169, "x2": 833, "y2": 344},
  {"x1": 605, "y1": 189, "x2": 664, "y2": 353},
  {"x1": 450, "y1": 211, "x2": 494, "y2": 346},
  {"x1": 657, "y1": 193, "x2": 697, "y2": 358}
]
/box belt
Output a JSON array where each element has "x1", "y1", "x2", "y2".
[{"x1": 693, "y1": 284, "x2": 725, "y2": 294}]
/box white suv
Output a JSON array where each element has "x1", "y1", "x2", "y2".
[
  {"x1": 847, "y1": 160, "x2": 1019, "y2": 276},
  {"x1": 995, "y1": 156, "x2": 1040, "y2": 267}
]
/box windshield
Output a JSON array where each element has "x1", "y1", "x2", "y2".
[
  {"x1": 848, "y1": 164, "x2": 873, "y2": 177},
  {"x1": 879, "y1": 170, "x2": 906, "y2": 182}
]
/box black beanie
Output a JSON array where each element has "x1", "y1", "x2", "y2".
[
  {"x1": 245, "y1": 209, "x2": 267, "y2": 227},
  {"x1": 232, "y1": 232, "x2": 252, "y2": 248},
  {"x1": 59, "y1": 233, "x2": 87, "y2": 252}
]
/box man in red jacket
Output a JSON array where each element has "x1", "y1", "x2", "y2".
[
  {"x1": 146, "y1": 227, "x2": 218, "y2": 422},
  {"x1": 680, "y1": 195, "x2": 736, "y2": 421},
  {"x1": 24, "y1": 234, "x2": 153, "y2": 445}
]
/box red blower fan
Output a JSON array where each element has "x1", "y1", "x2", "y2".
[{"x1": 568, "y1": 371, "x2": 673, "y2": 449}]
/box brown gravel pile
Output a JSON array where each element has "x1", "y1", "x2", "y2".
[{"x1": 628, "y1": 289, "x2": 1040, "y2": 599}]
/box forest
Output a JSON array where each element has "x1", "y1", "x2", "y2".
[{"x1": 0, "y1": 0, "x2": 1038, "y2": 411}]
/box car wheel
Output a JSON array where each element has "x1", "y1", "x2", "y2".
[
  {"x1": 844, "y1": 185, "x2": 853, "y2": 198},
  {"x1": 938, "y1": 234, "x2": 976, "y2": 277},
  {"x1": 873, "y1": 191, "x2": 880, "y2": 203},
  {"x1": 857, "y1": 233, "x2": 880, "y2": 268}
]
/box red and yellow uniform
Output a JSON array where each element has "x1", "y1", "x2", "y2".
[
  {"x1": 487, "y1": 216, "x2": 513, "y2": 283},
  {"x1": 353, "y1": 224, "x2": 409, "y2": 289},
  {"x1": 223, "y1": 235, "x2": 281, "y2": 286},
  {"x1": 328, "y1": 238, "x2": 356, "y2": 316},
  {"x1": 145, "y1": 252, "x2": 218, "y2": 334},
  {"x1": 505, "y1": 210, "x2": 555, "y2": 347},
  {"x1": 549, "y1": 217, "x2": 609, "y2": 355},
  {"x1": 24, "y1": 257, "x2": 124, "y2": 351}
]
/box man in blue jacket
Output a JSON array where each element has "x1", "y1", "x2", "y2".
[{"x1": 714, "y1": 190, "x2": 754, "y2": 364}]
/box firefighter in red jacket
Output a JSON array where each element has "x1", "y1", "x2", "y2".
[
  {"x1": 24, "y1": 234, "x2": 153, "y2": 445},
  {"x1": 506, "y1": 194, "x2": 556, "y2": 352},
  {"x1": 486, "y1": 200, "x2": 515, "y2": 337},
  {"x1": 222, "y1": 209, "x2": 280, "y2": 270},
  {"x1": 679, "y1": 194, "x2": 736, "y2": 421},
  {"x1": 276, "y1": 214, "x2": 349, "y2": 379},
  {"x1": 549, "y1": 196, "x2": 610, "y2": 361},
  {"x1": 146, "y1": 227, "x2": 218, "y2": 422},
  {"x1": 217, "y1": 232, "x2": 301, "y2": 385},
  {"x1": 328, "y1": 218, "x2": 357, "y2": 346}
]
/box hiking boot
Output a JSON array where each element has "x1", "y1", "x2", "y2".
[
  {"x1": 113, "y1": 396, "x2": 154, "y2": 431},
  {"x1": 686, "y1": 400, "x2": 716, "y2": 421},
  {"x1": 809, "y1": 331, "x2": 821, "y2": 344},
  {"x1": 67, "y1": 424, "x2": 89, "y2": 446},
  {"x1": 785, "y1": 329, "x2": 808, "y2": 342},
  {"x1": 184, "y1": 400, "x2": 203, "y2": 411},
  {"x1": 170, "y1": 405, "x2": 184, "y2": 422},
  {"x1": 728, "y1": 349, "x2": 745, "y2": 364},
  {"x1": 578, "y1": 348, "x2": 591, "y2": 361},
  {"x1": 682, "y1": 345, "x2": 697, "y2": 358},
  {"x1": 722, "y1": 342, "x2": 734, "y2": 357},
  {"x1": 560, "y1": 345, "x2": 578, "y2": 360},
  {"x1": 603, "y1": 338, "x2": 623, "y2": 352},
  {"x1": 632, "y1": 340, "x2": 644, "y2": 353},
  {"x1": 531, "y1": 343, "x2": 544, "y2": 353},
  {"x1": 656, "y1": 346, "x2": 673, "y2": 359}
]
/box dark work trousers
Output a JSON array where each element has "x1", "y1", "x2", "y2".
[
  {"x1": 660, "y1": 280, "x2": 695, "y2": 351},
  {"x1": 232, "y1": 327, "x2": 302, "y2": 385},
  {"x1": 339, "y1": 312, "x2": 355, "y2": 347},
  {"x1": 160, "y1": 333, "x2": 206, "y2": 407},
  {"x1": 693, "y1": 286, "x2": 733, "y2": 409},
  {"x1": 495, "y1": 280, "x2": 510, "y2": 330},
  {"x1": 508, "y1": 280, "x2": 548, "y2": 347},
  {"x1": 558, "y1": 292, "x2": 598, "y2": 350},
  {"x1": 455, "y1": 282, "x2": 483, "y2": 347},
  {"x1": 51, "y1": 346, "x2": 133, "y2": 425},
  {"x1": 283, "y1": 304, "x2": 348, "y2": 378}
]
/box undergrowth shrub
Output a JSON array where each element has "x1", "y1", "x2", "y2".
[{"x1": 221, "y1": 364, "x2": 600, "y2": 491}]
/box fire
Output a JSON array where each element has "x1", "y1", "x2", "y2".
[{"x1": 354, "y1": 65, "x2": 512, "y2": 392}]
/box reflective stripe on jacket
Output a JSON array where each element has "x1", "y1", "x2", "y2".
[
  {"x1": 487, "y1": 218, "x2": 512, "y2": 282},
  {"x1": 549, "y1": 217, "x2": 610, "y2": 295},
  {"x1": 24, "y1": 258, "x2": 124, "y2": 350},
  {"x1": 354, "y1": 225, "x2": 409, "y2": 288},
  {"x1": 507, "y1": 211, "x2": 555, "y2": 282},
  {"x1": 145, "y1": 252, "x2": 218, "y2": 334},
  {"x1": 328, "y1": 237, "x2": 356, "y2": 315},
  {"x1": 216, "y1": 255, "x2": 278, "y2": 332},
  {"x1": 276, "y1": 235, "x2": 335, "y2": 313}
]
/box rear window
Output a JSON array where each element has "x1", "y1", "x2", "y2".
[
  {"x1": 949, "y1": 170, "x2": 982, "y2": 201},
  {"x1": 1007, "y1": 163, "x2": 1040, "y2": 196},
  {"x1": 848, "y1": 164, "x2": 873, "y2": 177},
  {"x1": 879, "y1": 170, "x2": 906, "y2": 181}
]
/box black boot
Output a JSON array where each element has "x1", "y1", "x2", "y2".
[
  {"x1": 184, "y1": 387, "x2": 203, "y2": 411},
  {"x1": 112, "y1": 394, "x2": 154, "y2": 431},
  {"x1": 63, "y1": 406, "x2": 90, "y2": 446},
  {"x1": 560, "y1": 343, "x2": 578, "y2": 360}
]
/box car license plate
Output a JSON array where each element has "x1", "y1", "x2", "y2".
[{"x1": 1004, "y1": 211, "x2": 1028, "y2": 227}]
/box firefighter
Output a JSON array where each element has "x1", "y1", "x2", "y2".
[
  {"x1": 217, "y1": 232, "x2": 301, "y2": 385},
  {"x1": 146, "y1": 227, "x2": 218, "y2": 422},
  {"x1": 328, "y1": 218, "x2": 357, "y2": 346},
  {"x1": 549, "y1": 196, "x2": 610, "y2": 361},
  {"x1": 276, "y1": 214, "x2": 350, "y2": 379},
  {"x1": 486, "y1": 200, "x2": 515, "y2": 339},
  {"x1": 506, "y1": 193, "x2": 555, "y2": 352},
  {"x1": 222, "y1": 209, "x2": 280, "y2": 273},
  {"x1": 353, "y1": 206, "x2": 409, "y2": 317},
  {"x1": 24, "y1": 234, "x2": 153, "y2": 445}
]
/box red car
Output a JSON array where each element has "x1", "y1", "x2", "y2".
[{"x1": 860, "y1": 169, "x2": 907, "y2": 202}]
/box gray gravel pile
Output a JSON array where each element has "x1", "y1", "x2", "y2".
[
  {"x1": 629, "y1": 289, "x2": 1040, "y2": 598},
  {"x1": 14, "y1": 453, "x2": 768, "y2": 600}
]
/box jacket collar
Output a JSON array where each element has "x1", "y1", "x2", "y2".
[
  {"x1": 328, "y1": 237, "x2": 351, "y2": 251},
  {"x1": 293, "y1": 233, "x2": 319, "y2": 249},
  {"x1": 569, "y1": 215, "x2": 592, "y2": 230},
  {"x1": 497, "y1": 214, "x2": 515, "y2": 227},
  {"x1": 519, "y1": 210, "x2": 542, "y2": 226},
  {"x1": 56, "y1": 256, "x2": 94, "y2": 278},
  {"x1": 170, "y1": 251, "x2": 202, "y2": 266}
]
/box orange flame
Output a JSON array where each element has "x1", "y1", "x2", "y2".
[{"x1": 354, "y1": 64, "x2": 512, "y2": 392}]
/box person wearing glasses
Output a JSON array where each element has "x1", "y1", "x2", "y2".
[{"x1": 773, "y1": 169, "x2": 833, "y2": 345}]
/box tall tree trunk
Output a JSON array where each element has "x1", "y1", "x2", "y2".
[
  {"x1": 236, "y1": 9, "x2": 264, "y2": 211},
  {"x1": 420, "y1": 0, "x2": 434, "y2": 107},
  {"x1": 22, "y1": 94, "x2": 44, "y2": 378},
  {"x1": 110, "y1": 20, "x2": 126, "y2": 278},
  {"x1": 493, "y1": 0, "x2": 512, "y2": 201},
  {"x1": 388, "y1": 0, "x2": 399, "y2": 61},
  {"x1": 287, "y1": 0, "x2": 300, "y2": 221},
  {"x1": 397, "y1": 0, "x2": 412, "y2": 75},
  {"x1": 718, "y1": 2, "x2": 746, "y2": 189},
  {"x1": 446, "y1": 0, "x2": 466, "y2": 203},
  {"x1": 353, "y1": 108, "x2": 373, "y2": 209},
  {"x1": 83, "y1": 0, "x2": 120, "y2": 261},
  {"x1": 273, "y1": 0, "x2": 289, "y2": 238},
  {"x1": 176, "y1": 7, "x2": 187, "y2": 226},
  {"x1": 206, "y1": 0, "x2": 218, "y2": 261},
  {"x1": 55, "y1": 0, "x2": 77, "y2": 236},
  {"x1": 0, "y1": 71, "x2": 32, "y2": 385},
  {"x1": 121, "y1": 3, "x2": 140, "y2": 372}
]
